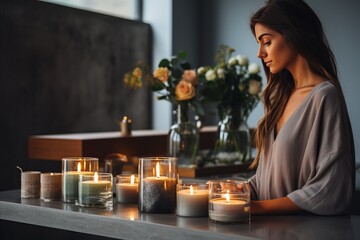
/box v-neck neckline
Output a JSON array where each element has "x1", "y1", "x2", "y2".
[{"x1": 273, "y1": 82, "x2": 327, "y2": 142}]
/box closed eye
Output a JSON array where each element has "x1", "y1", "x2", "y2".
[{"x1": 264, "y1": 41, "x2": 271, "y2": 46}]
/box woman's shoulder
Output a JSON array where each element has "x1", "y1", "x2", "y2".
[{"x1": 311, "y1": 81, "x2": 340, "y2": 104}]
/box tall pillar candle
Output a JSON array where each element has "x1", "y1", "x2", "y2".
[
  {"x1": 139, "y1": 157, "x2": 177, "y2": 213},
  {"x1": 41, "y1": 172, "x2": 62, "y2": 201},
  {"x1": 21, "y1": 171, "x2": 41, "y2": 198},
  {"x1": 62, "y1": 157, "x2": 98, "y2": 203}
]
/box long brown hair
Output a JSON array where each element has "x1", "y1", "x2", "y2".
[{"x1": 249, "y1": 0, "x2": 345, "y2": 169}]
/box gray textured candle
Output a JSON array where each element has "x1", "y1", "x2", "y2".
[
  {"x1": 40, "y1": 173, "x2": 62, "y2": 201},
  {"x1": 21, "y1": 171, "x2": 41, "y2": 198}
]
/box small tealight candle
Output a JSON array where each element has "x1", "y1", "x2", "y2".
[
  {"x1": 40, "y1": 172, "x2": 62, "y2": 201},
  {"x1": 116, "y1": 174, "x2": 138, "y2": 204},
  {"x1": 78, "y1": 172, "x2": 113, "y2": 208},
  {"x1": 177, "y1": 184, "x2": 209, "y2": 217},
  {"x1": 208, "y1": 180, "x2": 250, "y2": 223},
  {"x1": 139, "y1": 157, "x2": 177, "y2": 213}
]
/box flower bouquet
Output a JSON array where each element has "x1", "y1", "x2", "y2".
[
  {"x1": 197, "y1": 45, "x2": 262, "y2": 165},
  {"x1": 123, "y1": 51, "x2": 202, "y2": 166}
]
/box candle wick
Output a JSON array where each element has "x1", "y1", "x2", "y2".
[{"x1": 16, "y1": 166, "x2": 23, "y2": 173}]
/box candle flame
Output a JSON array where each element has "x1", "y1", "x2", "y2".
[
  {"x1": 190, "y1": 185, "x2": 194, "y2": 195},
  {"x1": 77, "y1": 162, "x2": 81, "y2": 172},
  {"x1": 225, "y1": 190, "x2": 230, "y2": 203},
  {"x1": 156, "y1": 162, "x2": 160, "y2": 178},
  {"x1": 130, "y1": 175, "x2": 135, "y2": 184},
  {"x1": 94, "y1": 172, "x2": 98, "y2": 182}
]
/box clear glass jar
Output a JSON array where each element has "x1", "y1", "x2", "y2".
[{"x1": 168, "y1": 103, "x2": 199, "y2": 167}]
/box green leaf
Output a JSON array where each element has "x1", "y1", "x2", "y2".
[
  {"x1": 180, "y1": 62, "x2": 191, "y2": 70},
  {"x1": 151, "y1": 79, "x2": 166, "y2": 91},
  {"x1": 158, "y1": 59, "x2": 170, "y2": 68},
  {"x1": 172, "y1": 68, "x2": 183, "y2": 79},
  {"x1": 177, "y1": 51, "x2": 188, "y2": 59}
]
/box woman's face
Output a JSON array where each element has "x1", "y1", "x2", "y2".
[{"x1": 254, "y1": 23, "x2": 297, "y2": 74}]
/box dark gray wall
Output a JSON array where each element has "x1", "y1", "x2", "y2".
[{"x1": 0, "y1": 0, "x2": 152, "y2": 190}]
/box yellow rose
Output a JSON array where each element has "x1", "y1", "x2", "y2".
[
  {"x1": 153, "y1": 67, "x2": 170, "y2": 83},
  {"x1": 132, "y1": 67, "x2": 142, "y2": 78},
  {"x1": 182, "y1": 70, "x2": 198, "y2": 86},
  {"x1": 175, "y1": 80, "x2": 195, "y2": 101}
]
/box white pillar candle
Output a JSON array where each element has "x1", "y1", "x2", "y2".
[
  {"x1": 116, "y1": 174, "x2": 138, "y2": 203},
  {"x1": 177, "y1": 185, "x2": 208, "y2": 217}
]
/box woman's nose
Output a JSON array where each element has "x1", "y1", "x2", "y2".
[{"x1": 257, "y1": 46, "x2": 266, "y2": 59}]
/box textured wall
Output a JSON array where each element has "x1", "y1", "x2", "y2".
[{"x1": 0, "y1": 0, "x2": 152, "y2": 190}]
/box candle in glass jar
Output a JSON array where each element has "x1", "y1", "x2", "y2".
[
  {"x1": 116, "y1": 174, "x2": 138, "y2": 203},
  {"x1": 209, "y1": 191, "x2": 249, "y2": 223},
  {"x1": 141, "y1": 162, "x2": 176, "y2": 213},
  {"x1": 177, "y1": 185, "x2": 209, "y2": 217},
  {"x1": 78, "y1": 172, "x2": 113, "y2": 208},
  {"x1": 62, "y1": 162, "x2": 93, "y2": 203}
]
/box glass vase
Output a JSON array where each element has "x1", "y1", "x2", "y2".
[
  {"x1": 213, "y1": 105, "x2": 250, "y2": 165},
  {"x1": 168, "y1": 103, "x2": 199, "y2": 167}
]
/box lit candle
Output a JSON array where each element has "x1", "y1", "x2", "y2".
[
  {"x1": 140, "y1": 162, "x2": 177, "y2": 213},
  {"x1": 78, "y1": 172, "x2": 113, "y2": 208},
  {"x1": 209, "y1": 191, "x2": 249, "y2": 223},
  {"x1": 62, "y1": 162, "x2": 93, "y2": 203},
  {"x1": 116, "y1": 174, "x2": 138, "y2": 204},
  {"x1": 177, "y1": 185, "x2": 209, "y2": 217},
  {"x1": 40, "y1": 172, "x2": 62, "y2": 201}
]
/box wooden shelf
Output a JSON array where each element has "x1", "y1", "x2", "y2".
[{"x1": 28, "y1": 126, "x2": 217, "y2": 161}]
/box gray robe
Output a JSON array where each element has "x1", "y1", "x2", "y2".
[{"x1": 249, "y1": 81, "x2": 355, "y2": 215}]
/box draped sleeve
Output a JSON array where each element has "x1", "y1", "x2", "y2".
[{"x1": 287, "y1": 84, "x2": 354, "y2": 215}]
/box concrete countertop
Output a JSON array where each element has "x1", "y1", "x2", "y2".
[{"x1": 0, "y1": 190, "x2": 359, "y2": 240}]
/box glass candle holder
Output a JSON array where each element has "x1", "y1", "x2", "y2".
[
  {"x1": 116, "y1": 174, "x2": 139, "y2": 204},
  {"x1": 78, "y1": 172, "x2": 113, "y2": 208},
  {"x1": 40, "y1": 173, "x2": 62, "y2": 201},
  {"x1": 208, "y1": 180, "x2": 250, "y2": 223},
  {"x1": 177, "y1": 183, "x2": 209, "y2": 217},
  {"x1": 138, "y1": 157, "x2": 178, "y2": 213},
  {"x1": 21, "y1": 171, "x2": 41, "y2": 198},
  {"x1": 62, "y1": 157, "x2": 98, "y2": 203}
]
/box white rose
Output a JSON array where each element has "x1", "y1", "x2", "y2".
[
  {"x1": 216, "y1": 68, "x2": 226, "y2": 79},
  {"x1": 236, "y1": 55, "x2": 249, "y2": 66},
  {"x1": 248, "y1": 80, "x2": 262, "y2": 95},
  {"x1": 248, "y1": 63, "x2": 261, "y2": 74},
  {"x1": 228, "y1": 57, "x2": 237, "y2": 66},
  {"x1": 205, "y1": 69, "x2": 216, "y2": 81},
  {"x1": 197, "y1": 67, "x2": 206, "y2": 75}
]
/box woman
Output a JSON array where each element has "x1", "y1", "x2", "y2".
[{"x1": 249, "y1": 0, "x2": 355, "y2": 215}]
